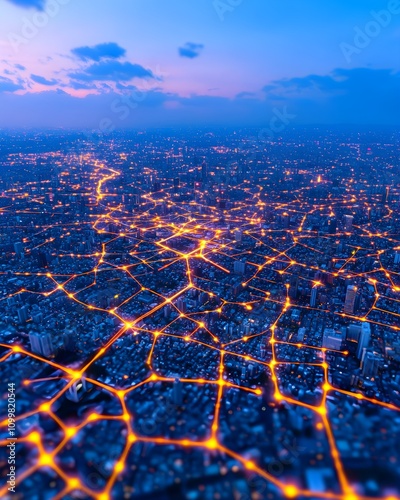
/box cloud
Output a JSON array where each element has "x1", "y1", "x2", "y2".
[
  {"x1": 264, "y1": 68, "x2": 399, "y2": 96},
  {"x1": 31, "y1": 74, "x2": 59, "y2": 86},
  {"x1": 15, "y1": 64, "x2": 26, "y2": 71},
  {"x1": 71, "y1": 43, "x2": 126, "y2": 62},
  {"x1": 178, "y1": 42, "x2": 204, "y2": 59},
  {"x1": 68, "y1": 80, "x2": 97, "y2": 90},
  {"x1": 0, "y1": 76, "x2": 24, "y2": 93},
  {"x1": 0, "y1": 68, "x2": 398, "y2": 127},
  {"x1": 6, "y1": 0, "x2": 45, "y2": 9},
  {"x1": 263, "y1": 68, "x2": 400, "y2": 125},
  {"x1": 236, "y1": 91, "x2": 256, "y2": 99},
  {"x1": 68, "y1": 60, "x2": 154, "y2": 82}
]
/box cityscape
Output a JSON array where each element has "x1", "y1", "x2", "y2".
[
  {"x1": 0, "y1": 0, "x2": 400, "y2": 499},
  {"x1": 0, "y1": 128, "x2": 399, "y2": 499}
]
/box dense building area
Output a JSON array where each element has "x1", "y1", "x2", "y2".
[{"x1": 0, "y1": 128, "x2": 400, "y2": 500}]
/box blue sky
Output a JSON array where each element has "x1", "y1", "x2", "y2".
[{"x1": 0, "y1": 0, "x2": 399, "y2": 128}]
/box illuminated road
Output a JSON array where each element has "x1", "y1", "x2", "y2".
[{"x1": 1, "y1": 161, "x2": 400, "y2": 500}]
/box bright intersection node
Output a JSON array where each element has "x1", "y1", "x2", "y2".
[
  {"x1": 68, "y1": 477, "x2": 80, "y2": 489},
  {"x1": 205, "y1": 437, "x2": 219, "y2": 449},
  {"x1": 38, "y1": 453, "x2": 53, "y2": 467},
  {"x1": 283, "y1": 485, "x2": 298, "y2": 498},
  {"x1": 39, "y1": 402, "x2": 51, "y2": 412}
]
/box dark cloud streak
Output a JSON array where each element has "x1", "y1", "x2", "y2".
[
  {"x1": 178, "y1": 42, "x2": 204, "y2": 59},
  {"x1": 31, "y1": 74, "x2": 59, "y2": 86},
  {"x1": 68, "y1": 60, "x2": 154, "y2": 82},
  {"x1": 6, "y1": 0, "x2": 45, "y2": 9},
  {"x1": 71, "y1": 43, "x2": 126, "y2": 62},
  {"x1": 0, "y1": 76, "x2": 24, "y2": 93}
]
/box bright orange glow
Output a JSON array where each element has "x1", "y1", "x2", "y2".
[
  {"x1": 283, "y1": 485, "x2": 298, "y2": 498},
  {"x1": 27, "y1": 431, "x2": 41, "y2": 444},
  {"x1": 64, "y1": 427, "x2": 77, "y2": 439},
  {"x1": 68, "y1": 477, "x2": 80, "y2": 489},
  {"x1": 205, "y1": 437, "x2": 219, "y2": 449},
  {"x1": 38, "y1": 453, "x2": 53, "y2": 467},
  {"x1": 1, "y1": 158, "x2": 399, "y2": 500}
]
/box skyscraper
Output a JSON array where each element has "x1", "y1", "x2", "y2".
[
  {"x1": 361, "y1": 350, "x2": 379, "y2": 377},
  {"x1": 234, "y1": 229, "x2": 243, "y2": 243},
  {"x1": 18, "y1": 305, "x2": 29, "y2": 324},
  {"x1": 357, "y1": 322, "x2": 371, "y2": 360},
  {"x1": 63, "y1": 329, "x2": 76, "y2": 351},
  {"x1": 322, "y1": 328, "x2": 343, "y2": 350},
  {"x1": 38, "y1": 251, "x2": 48, "y2": 268},
  {"x1": 347, "y1": 323, "x2": 361, "y2": 342},
  {"x1": 234, "y1": 260, "x2": 246, "y2": 275},
  {"x1": 344, "y1": 285, "x2": 357, "y2": 314},
  {"x1": 343, "y1": 215, "x2": 354, "y2": 232},
  {"x1": 201, "y1": 160, "x2": 208, "y2": 182},
  {"x1": 383, "y1": 186, "x2": 390, "y2": 204},
  {"x1": 173, "y1": 177, "x2": 180, "y2": 192},
  {"x1": 14, "y1": 241, "x2": 24, "y2": 257},
  {"x1": 29, "y1": 331, "x2": 54, "y2": 357},
  {"x1": 310, "y1": 286, "x2": 318, "y2": 307},
  {"x1": 328, "y1": 218, "x2": 337, "y2": 235},
  {"x1": 289, "y1": 274, "x2": 299, "y2": 300},
  {"x1": 173, "y1": 378, "x2": 183, "y2": 405}
]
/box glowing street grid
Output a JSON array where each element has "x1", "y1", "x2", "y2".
[{"x1": 0, "y1": 131, "x2": 400, "y2": 500}]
